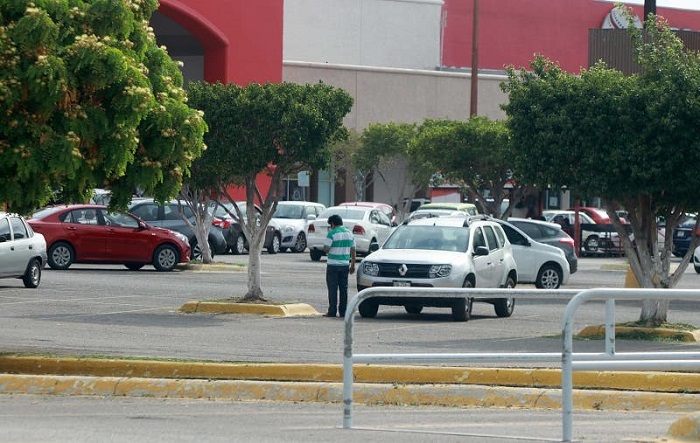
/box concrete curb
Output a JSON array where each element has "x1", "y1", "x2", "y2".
[
  {"x1": 2, "y1": 356, "x2": 699, "y2": 393},
  {"x1": 179, "y1": 301, "x2": 320, "y2": 316},
  {"x1": 0, "y1": 373, "x2": 699, "y2": 413},
  {"x1": 578, "y1": 325, "x2": 700, "y2": 342}
]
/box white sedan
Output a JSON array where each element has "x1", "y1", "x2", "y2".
[
  {"x1": 0, "y1": 212, "x2": 47, "y2": 288},
  {"x1": 495, "y1": 219, "x2": 570, "y2": 289},
  {"x1": 306, "y1": 205, "x2": 394, "y2": 261}
]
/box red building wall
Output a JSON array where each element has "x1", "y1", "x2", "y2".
[
  {"x1": 442, "y1": 0, "x2": 700, "y2": 73},
  {"x1": 157, "y1": 0, "x2": 283, "y2": 199}
]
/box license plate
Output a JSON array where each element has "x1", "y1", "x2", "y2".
[
  {"x1": 393, "y1": 280, "x2": 410, "y2": 287},
  {"x1": 676, "y1": 231, "x2": 686, "y2": 238}
]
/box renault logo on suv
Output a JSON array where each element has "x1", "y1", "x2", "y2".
[{"x1": 398, "y1": 264, "x2": 408, "y2": 276}]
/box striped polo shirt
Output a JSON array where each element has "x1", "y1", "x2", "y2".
[{"x1": 324, "y1": 226, "x2": 355, "y2": 266}]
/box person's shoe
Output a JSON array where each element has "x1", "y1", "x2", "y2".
[{"x1": 323, "y1": 312, "x2": 336, "y2": 317}]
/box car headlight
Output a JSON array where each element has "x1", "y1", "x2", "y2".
[
  {"x1": 361, "y1": 262, "x2": 380, "y2": 276},
  {"x1": 173, "y1": 232, "x2": 189, "y2": 244},
  {"x1": 428, "y1": 265, "x2": 451, "y2": 278},
  {"x1": 283, "y1": 226, "x2": 294, "y2": 233}
]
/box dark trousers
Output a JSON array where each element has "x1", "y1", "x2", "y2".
[{"x1": 326, "y1": 265, "x2": 350, "y2": 316}]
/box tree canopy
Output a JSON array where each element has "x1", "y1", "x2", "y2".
[
  {"x1": 186, "y1": 80, "x2": 353, "y2": 300},
  {"x1": 0, "y1": 0, "x2": 207, "y2": 213},
  {"x1": 353, "y1": 122, "x2": 430, "y2": 218},
  {"x1": 409, "y1": 117, "x2": 529, "y2": 218},
  {"x1": 502, "y1": 11, "x2": 700, "y2": 324}
]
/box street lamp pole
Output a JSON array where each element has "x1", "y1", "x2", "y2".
[
  {"x1": 470, "y1": 0, "x2": 479, "y2": 117},
  {"x1": 644, "y1": 0, "x2": 656, "y2": 27}
]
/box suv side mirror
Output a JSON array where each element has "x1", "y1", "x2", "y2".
[
  {"x1": 474, "y1": 246, "x2": 489, "y2": 256},
  {"x1": 368, "y1": 241, "x2": 380, "y2": 253}
]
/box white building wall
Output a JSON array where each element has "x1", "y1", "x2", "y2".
[
  {"x1": 284, "y1": 0, "x2": 443, "y2": 70},
  {"x1": 283, "y1": 62, "x2": 508, "y2": 206}
]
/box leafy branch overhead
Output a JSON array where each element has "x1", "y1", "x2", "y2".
[{"x1": 0, "y1": 0, "x2": 207, "y2": 213}]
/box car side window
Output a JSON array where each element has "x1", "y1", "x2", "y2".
[
  {"x1": 483, "y1": 225, "x2": 499, "y2": 251},
  {"x1": 9, "y1": 217, "x2": 28, "y2": 239},
  {"x1": 494, "y1": 224, "x2": 507, "y2": 247},
  {"x1": 68, "y1": 209, "x2": 99, "y2": 225},
  {"x1": 131, "y1": 204, "x2": 159, "y2": 222},
  {"x1": 0, "y1": 218, "x2": 11, "y2": 242},
  {"x1": 501, "y1": 224, "x2": 527, "y2": 246},
  {"x1": 513, "y1": 222, "x2": 540, "y2": 239},
  {"x1": 377, "y1": 211, "x2": 391, "y2": 226},
  {"x1": 473, "y1": 227, "x2": 487, "y2": 250},
  {"x1": 103, "y1": 211, "x2": 139, "y2": 228}
]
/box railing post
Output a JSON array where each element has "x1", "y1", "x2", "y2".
[{"x1": 605, "y1": 298, "x2": 615, "y2": 355}]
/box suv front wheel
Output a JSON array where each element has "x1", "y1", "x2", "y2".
[{"x1": 452, "y1": 278, "x2": 474, "y2": 321}]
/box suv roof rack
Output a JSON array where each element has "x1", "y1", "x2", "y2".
[{"x1": 463, "y1": 214, "x2": 492, "y2": 227}]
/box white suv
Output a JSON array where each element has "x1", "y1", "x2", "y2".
[{"x1": 356, "y1": 215, "x2": 518, "y2": 321}]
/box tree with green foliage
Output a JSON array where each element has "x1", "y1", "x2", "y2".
[
  {"x1": 410, "y1": 117, "x2": 530, "y2": 218},
  {"x1": 354, "y1": 122, "x2": 432, "y2": 220},
  {"x1": 502, "y1": 11, "x2": 700, "y2": 325},
  {"x1": 0, "y1": 0, "x2": 207, "y2": 214},
  {"x1": 186, "y1": 81, "x2": 353, "y2": 301}
]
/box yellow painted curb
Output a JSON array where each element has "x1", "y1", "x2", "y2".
[
  {"x1": 668, "y1": 413, "x2": 700, "y2": 441},
  {"x1": 578, "y1": 325, "x2": 700, "y2": 342},
  {"x1": 179, "y1": 301, "x2": 320, "y2": 316},
  {"x1": 1, "y1": 356, "x2": 699, "y2": 394},
  {"x1": 0, "y1": 374, "x2": 698, "y2": 412}
]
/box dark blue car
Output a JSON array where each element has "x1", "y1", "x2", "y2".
[{"x1": 672, "y1": 215, "x2": 698, "y2": 257}]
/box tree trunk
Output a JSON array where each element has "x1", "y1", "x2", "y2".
[{"x1": 639, "y1": 299, "x2": 669, "y2": 327}]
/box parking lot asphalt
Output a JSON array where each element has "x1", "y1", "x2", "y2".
[{"x1": 2, "y1": 255, "x2": 700, "y2": 440}]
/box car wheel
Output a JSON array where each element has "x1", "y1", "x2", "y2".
[
  {"x1": 22, "y1": 258, "x2": 42, "y2": 288},
  {"x1": 451, "y1": 278, "x2": 474, "y2": 321},
  {"x1": 494, "y1": 275, "x2": 515, "y2": 318},
  {"x1": 267, "y1": 234, "x2": 281, "y2": 254},
  {"x1": 191, "y1": 240, "x2": 215, "y2": 261},
  {"x1": 292, "y1": 232, "x2": 307, "y2": 253},
  {"x1": 153, "y1": 244, "x2": 179, "y2": 272},
  {"x1": 310, "y1": 248, "x2": 322, "y2": 261},
  {"x1": 358, "y1": 300, "x2": 379, "y2": 318},
  {"x1": 232, "y1": 234, "x2": 246, "y2": 255},
  {"x1": 48, "y1": 242, "x2": 74, "y2": 270},
  {"x1": 584, "y1": 235, "x2": 600, "y2": 252},
  {"x1": 535, "y1": 264, "x2": 562, "y2": 289},
  {"x1": 404, "y1": 305, "x2": 423, "y2": 315},
  {"x1": 125, "y1": 263, "x2": 145, "y2": 271}
]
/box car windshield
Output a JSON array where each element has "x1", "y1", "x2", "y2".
[
  {"x1": 273, "y1": 204, "x2": 304, "y2": 219},
  {"x1": 383, "y1": 225, "x2": 470, "y2": 252},
  {"x1": 319, "y1": 208, "x2": 366, "y2": 221}
]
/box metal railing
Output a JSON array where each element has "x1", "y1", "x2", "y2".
[{"x1": 341, "y1": 286, "x2": 700, "y2": 442}]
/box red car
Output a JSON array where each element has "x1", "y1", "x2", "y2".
[{"x1": 28, "y1": 204, "x2": 191, "y2": 272}]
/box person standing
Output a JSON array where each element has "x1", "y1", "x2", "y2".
[{"x1": 323, "y1": 214, "x2": 356, "y2": 318}]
